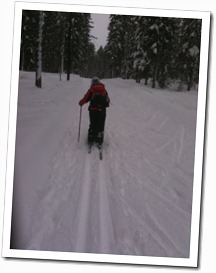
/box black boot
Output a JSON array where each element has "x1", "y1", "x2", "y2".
[
  {"x1": 96, "y1": 131, "x2": 104, "y2": 146},
  {"x1": 88, "y1": 129, "x2": 94, "y2": 145}
]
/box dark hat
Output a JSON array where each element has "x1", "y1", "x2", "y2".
[{"x1": 91, "y1": 76, "x2": 100, "y2": 84}]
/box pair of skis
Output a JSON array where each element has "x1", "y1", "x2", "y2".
[{"x1": 88, "y1": 143, "x2": 103, "y2": 160}]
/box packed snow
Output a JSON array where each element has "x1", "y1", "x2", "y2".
[{"x1": 10, "y1": 71, "x2": 198, "y2": 259}]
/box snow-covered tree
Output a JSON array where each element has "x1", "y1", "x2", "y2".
[
  {"x1": 65, "y1": 12, "x2": 92, "y2": 80},
  {"x1": 77, "y1": 13, "x2": 93, "y2": 77},
  {"x1": 105, "y1": 15, "x2": 127, "y2": 78},
  {"x1": 105, "y1": 15, "x2": 137, "y2": 79},
  {"x1": 20, "y1": 10, "x2": 39, "y2": 71},
  {"x1": 150, "y1": 17, "x2": 176, "y2": 88},
  {"x1": 41, "y1": 11, "x2": 66, "y2": 75},
  {"x1": 20, "y1": 10, "x2": 93, "y2": 82},
  {"x1": 175, "y1": 19, "x2": 202, "y2": 90},
  {"x1": 130, "y1": 16, "x2": 150, "y2": 83},
  {"x1": 20, "y1": 10, "x2": 202, "y2": 91}
]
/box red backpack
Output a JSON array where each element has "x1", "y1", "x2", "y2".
[{"x1": 89, "y1": 83, "x2": 110, "y2": 109}]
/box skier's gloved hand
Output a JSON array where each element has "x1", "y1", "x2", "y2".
[{"x1": 79, "y1": 100, "x2": 84, "y2": 106}]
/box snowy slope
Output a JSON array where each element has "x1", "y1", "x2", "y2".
[{"x1": 10, "y1": 72, "x2": 198, "y2": 258}]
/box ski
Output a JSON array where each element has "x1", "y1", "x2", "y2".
[
  {"x1": 88, "y1": 145, "x2": 92, "y2": 154},
  {"x1": 88, "y1": 143, "x2": 92, "y2": 153},
  {"x1": 97, "y1": 145, "x2": 103, "y2": 160},
  {"x1": 87, "y1": 142, "x2": 103, "y2": 160}
]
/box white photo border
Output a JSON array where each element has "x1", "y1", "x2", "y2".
[{"x1": 2, "y1": 1, "x2": 210, "y2": 268}]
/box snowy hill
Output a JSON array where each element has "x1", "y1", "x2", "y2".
[{"x1": 10, "y1": 72, "x2": 198, "y2": 259}]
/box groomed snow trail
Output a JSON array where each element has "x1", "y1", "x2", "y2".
[{"x1": 11, "y1": 72, "x2": 197, "y2": 258}]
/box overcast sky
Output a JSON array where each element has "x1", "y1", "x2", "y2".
[{"x1": 90, "y1": 13, "x2": 110, "y2": 51}]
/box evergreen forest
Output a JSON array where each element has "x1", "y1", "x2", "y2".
[{"x1": 20, "y1": 10, "x2": 202, "y2": 91}]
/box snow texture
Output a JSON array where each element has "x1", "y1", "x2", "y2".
[{"x1": 10, "y1": 72, "x2": 198, "y2": 258}]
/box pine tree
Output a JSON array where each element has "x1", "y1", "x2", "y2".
[
  {"x1": 121, "y1": 16, "x2": 135, "y2": 79},
  {"x1": 20, "y1": 10, "x2": 39, "y2": 71},
  {"x1": 152, "y1": 17, "x2": 176, "y2": 88},
  {"x1": 130, "y1": 16, "x2": 149, "y2": 83},
  {"x1": 175, "y1": 18, "x2": 202, "y2": 90},
  {"x1": 20, "y1": 10, "x2": 93, "y2": 83},
  {"x1": 65, "y1": 12, "x2": 92, "y2": 79},
  {"x1": 106, "y1": 15, "x2": 127, "y2": 78},
  {"x1": 42, "y1": 11, "x2": 67, "y2": 74},
  {"x1": 78, "y1": 13, "x2": 93, "y2": 77}
]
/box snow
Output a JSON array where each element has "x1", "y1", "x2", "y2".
[{"x1": 10, "y1": 71, "x2": 198, "y2": 259}]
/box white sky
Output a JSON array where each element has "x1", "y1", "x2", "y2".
[{"x1": 90, "y1": 13, "x2": 110, "y2": 50}]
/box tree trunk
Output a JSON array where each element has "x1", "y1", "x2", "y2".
[
  {"x1": 66, "y1": 13, "x2": 72, "y2": 81},
  {"x1": 59, "y1": 22, "x2": 65, "y2": 81},
  {"x1": 152, "y1": 52, "x2": 159, "y2": 88},
  {"x1": 35, "y1": 11, "x2": 43, "y2": 88},
  {"x1": 187, "y1": 66, "x2": 193, "y2": 91}
]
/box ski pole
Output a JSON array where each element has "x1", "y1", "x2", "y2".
[{"x1": 78, "y1": 106, "x2": 82, "y2": 142}]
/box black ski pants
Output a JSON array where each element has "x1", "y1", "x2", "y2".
[{"x1": 88, "y1": 110, "x2": 106, "y2": 144}]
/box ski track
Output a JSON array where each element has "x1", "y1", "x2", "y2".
[
  {"x1": 74, "y1": 151, "x2": 92, "y2": 252},
  {"x1": 16, "y1": 73, "x2": 197, "y2": 258},
  {"x1": 98, "y1": 154, "x2": 115, "y2": 253}
]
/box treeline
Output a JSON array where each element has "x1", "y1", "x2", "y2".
[
  {"x1": 20, "y1": 10, "x2": 96, "y2": 83},
  {"x1": 105, "y1": 15, "x2": 202, "y2": 90},
  {"x1": 20, "y1": 11, "x2": 201, "y2": 90}
]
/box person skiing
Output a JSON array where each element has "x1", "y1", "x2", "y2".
[{"x1": 79, "y1": 77, "x2": 110, "y2": 147}]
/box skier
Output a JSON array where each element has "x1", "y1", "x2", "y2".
[{"x1": 79, "y1": 77, "x2": 110, "y2": 147}]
